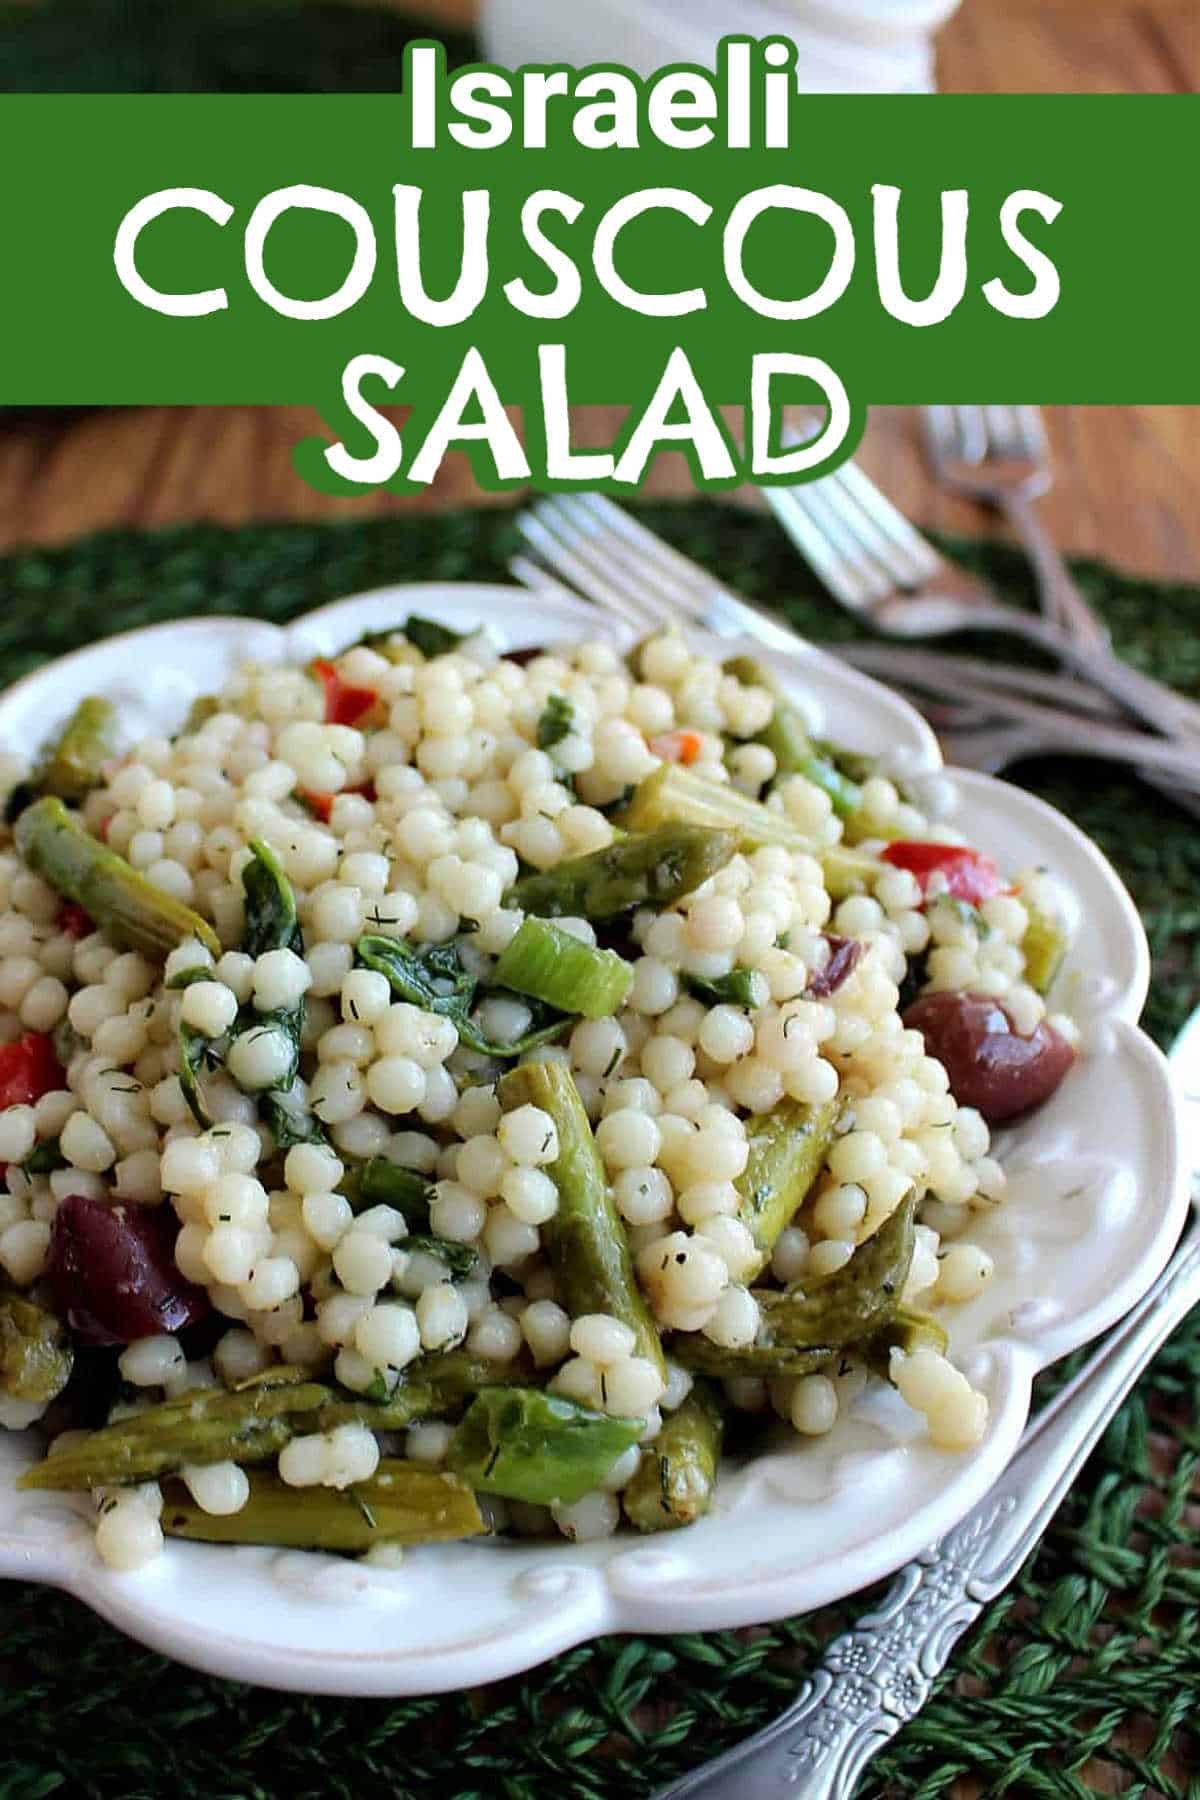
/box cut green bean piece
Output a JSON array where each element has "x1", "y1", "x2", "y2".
[
  {"x1": 35, "y1": 697, "x2": 121, "y2": 803},
  {"x1": 1020, "y1": 902, "x2": 1069, "y2": 995},
  {"x1": 0, "y1": 1289, "x2": 73, "y2": 1406},
  {"x1": 448, "y1": 1388, "x2": 641, "y2": 1506},
  {"x1": 162, "y1": 1461, "x2": 485, "y2": 1552},
  {"x1": 15, "y1": 797, "x2": 220, "y2": 960},
  {"x1": 622, "y1": 1384, "x2": 723, "y2": 1532},
  {"x1": 506, "y1": 825, "x2": 737, "y2": 922},
  {"x1": 493, "y1": 917, "x2": 632, "y2": 1020},
  {"x1": 500, "y1": 1061, "x2": 666, "y2": 1378},
  {"x1": 738, "y1": 1097, "x2": 840, "y2": 1279},
  {"x1": 617, "y1": 765, "x2": 877, "y2": 898}
]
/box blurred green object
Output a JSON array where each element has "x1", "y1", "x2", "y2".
[{"x1": 0, "y1": 0, "x2": 477, "y2": 91}]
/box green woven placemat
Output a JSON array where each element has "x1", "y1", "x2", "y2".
[{"x1": 1, "y1": 503, "x2": 1198, "y2": 1800}]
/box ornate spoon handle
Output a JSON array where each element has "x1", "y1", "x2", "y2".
[{"x1": 655, "y1": 1215, "x2": 1200, "y2": 1800}]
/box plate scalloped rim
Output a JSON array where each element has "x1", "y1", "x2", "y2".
[{"x1": 0, "y1": 580, "x2": 1187, "y2": 1696}]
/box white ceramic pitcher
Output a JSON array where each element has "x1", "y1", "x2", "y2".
[{"x1": 480, "y1": 0, "x2": 964, "y2": 93}]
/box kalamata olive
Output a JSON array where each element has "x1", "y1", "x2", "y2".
[
  {"x1": 47, "y1": 1194, "x2": 210, "y2": 1348},
  {"x1": 805, "y1": 934, "x2": 863, "y2": 999},
  {"x1": 902, "y1": 990, "x2": 1076, "y2": 1123}
]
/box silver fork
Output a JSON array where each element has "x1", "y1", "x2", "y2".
[
  {"x1": 759, "y1": 455, "x2": 1200, "y2": 746},
  {"x1": 513, "y1": 493, "x2": 1200, "y2": 805},
  {"x1": 923, "y1": 405, "x2": 1110, "y2": 653}
]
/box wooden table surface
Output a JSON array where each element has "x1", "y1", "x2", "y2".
[{"x1": 0, "y1": 0, "x2": 1196, "y2": 581}]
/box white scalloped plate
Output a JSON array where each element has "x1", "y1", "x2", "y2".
[{"x1": 0, "y1": 582, "x2": 1188, "y2": 1695}]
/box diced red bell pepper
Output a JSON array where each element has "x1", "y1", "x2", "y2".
[
  {"x1": 881, "y1": 841, "x2": 1003, "y2": 906},
  {"x1": 312, "y1": 658, "x2": 377, "y2": 727},
  {"x1": 649, "y1": 729, "x2": 704, "y2": 766},
  {"x1": 58, "y1": 901, "x2": 93, "y2": 939},
  {"x1": 298, "y1": 778, "x2": 376, "y2": 824},
  {"x1": 0, "y1": 1032, "x2": 63, "y2": 1110}
]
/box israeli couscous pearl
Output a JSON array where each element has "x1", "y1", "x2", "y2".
[
  {"x1": 498, "y1": 1105, "x2": 558, "y2": 1167},
  {"x1": 95, "y1": 1496, "x2": 164, "y2": 1570},
  {"x1": 180, "y1": 1460, "x2": 251, "y2": 1515}
]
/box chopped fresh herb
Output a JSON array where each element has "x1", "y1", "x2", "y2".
[
  {"x1": 261, "y1": 1092, "x2": 330, "y2": 1151},
  {"x1": 355, "y1": 933, "x2": 568, "y2": 1059},
  {"x1": 536, "y1": 693, "x2": 574, "y2": 752},
  {"x1": 241, "y1": 838, "x2": 300, "y2": 959},
  {"x1": 403, "y1": 1236, "x2": 478, "y2": 1281},
  {"x1": 684, "y1": 968, "x2": 766, "y2": 1009},
  {"x1": 160, "y1": 962, "x2": 210, "y2": 990},
  {"x1": 179, "y1": 1022, "x2": 214, "y2": 1129},
  {"x1": 350, "y1": 1487, "x2": 379, "y2": 1531},
  {"x1": 21, "y1": 1137, "x2": 64, "y2": 1176},
  {"x1": 403, "y1": 615, "x2": 474, "y2": 660}
]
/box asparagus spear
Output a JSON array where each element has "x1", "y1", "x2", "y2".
[
  {"x1": 505, "y1": 825, "x2": 737, "y2": 922},
  {"x1": 492, "y1": 917, "x2": 632, "y2": 1020},
  {"x1": 34, "y1": 697, "x2": 121, "y2": 803},
  {"x1": 617, "y1": 765, "x2": 877, "y2": 898},
  {"x1": 447, "y1": 1387, "x2": 641, "y2": 1506},
  {"x1": 499, "y1": 1061, "x2": 666, "y2": 1379},
  {"x1": 669, "y1": 1193, "x2": 916, "y2": 1378},
  {"x1": 724, "y1": 656, "x2": 864, "y2": 822},
  {"x1": 339, "y1": 1155, "x2": 432, "y2": 1227},
  {"x1": 161, "y1": 1461, "x2": 485, "y2": 1552},
  {"x1": 0, "y1": 1288, "x2": 73, "y2": 1406},
  {"x1": 15, "y1": 797, "x2": 220, "y2": 960},
  {"x1": 21, "y1": 1350, "x2": 535, "y2": 1489},
  {"x1": 668, "y1": 1335, "x2": 838, "y2": 1379},
  {"x1": 754, "y1": 1190, "x2": 916, "y2": 1347},
  {"x1": 737, "y1": 1097, "x2": 840, "y2": 1279},
  {"x1": 622, "y1": 1383, "x2": 723, "y2": 1532},
  {"x1": 863, "y1": 1305, "x2": 949, "y2": 1379},
  {"x1": 18, "y1": 1376, "x2": 332, "y2": 1490}
]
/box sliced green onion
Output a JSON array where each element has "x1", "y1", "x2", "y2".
[{"x1": 493, "y1": 917, "x2": 632, "y2": 1020}]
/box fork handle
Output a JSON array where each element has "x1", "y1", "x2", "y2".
[
  {"x1": 900, "y1": 602, "x2": 1200, "y2": 748},
  {"x1": 1000, "y1": 491, "x2": 1112, "y2": 655},
  {"x1": 653, "y1": 1215, "x2": 1200, "y2": 1800}
]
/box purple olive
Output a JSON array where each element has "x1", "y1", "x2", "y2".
[
  {"x1": 902, "y1": 990, "x2": 1076, "y2": 1124},
  {"x1": 47, "y1": 1194, "x2": 210, "y2": 1348},
  {"x1": 805, "y1": 935, "x2": 863, "y2": 999}
]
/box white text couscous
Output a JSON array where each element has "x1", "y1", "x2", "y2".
[{"x1": 0, "y1": 618, "x2": 1079, "y2": 1570}]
